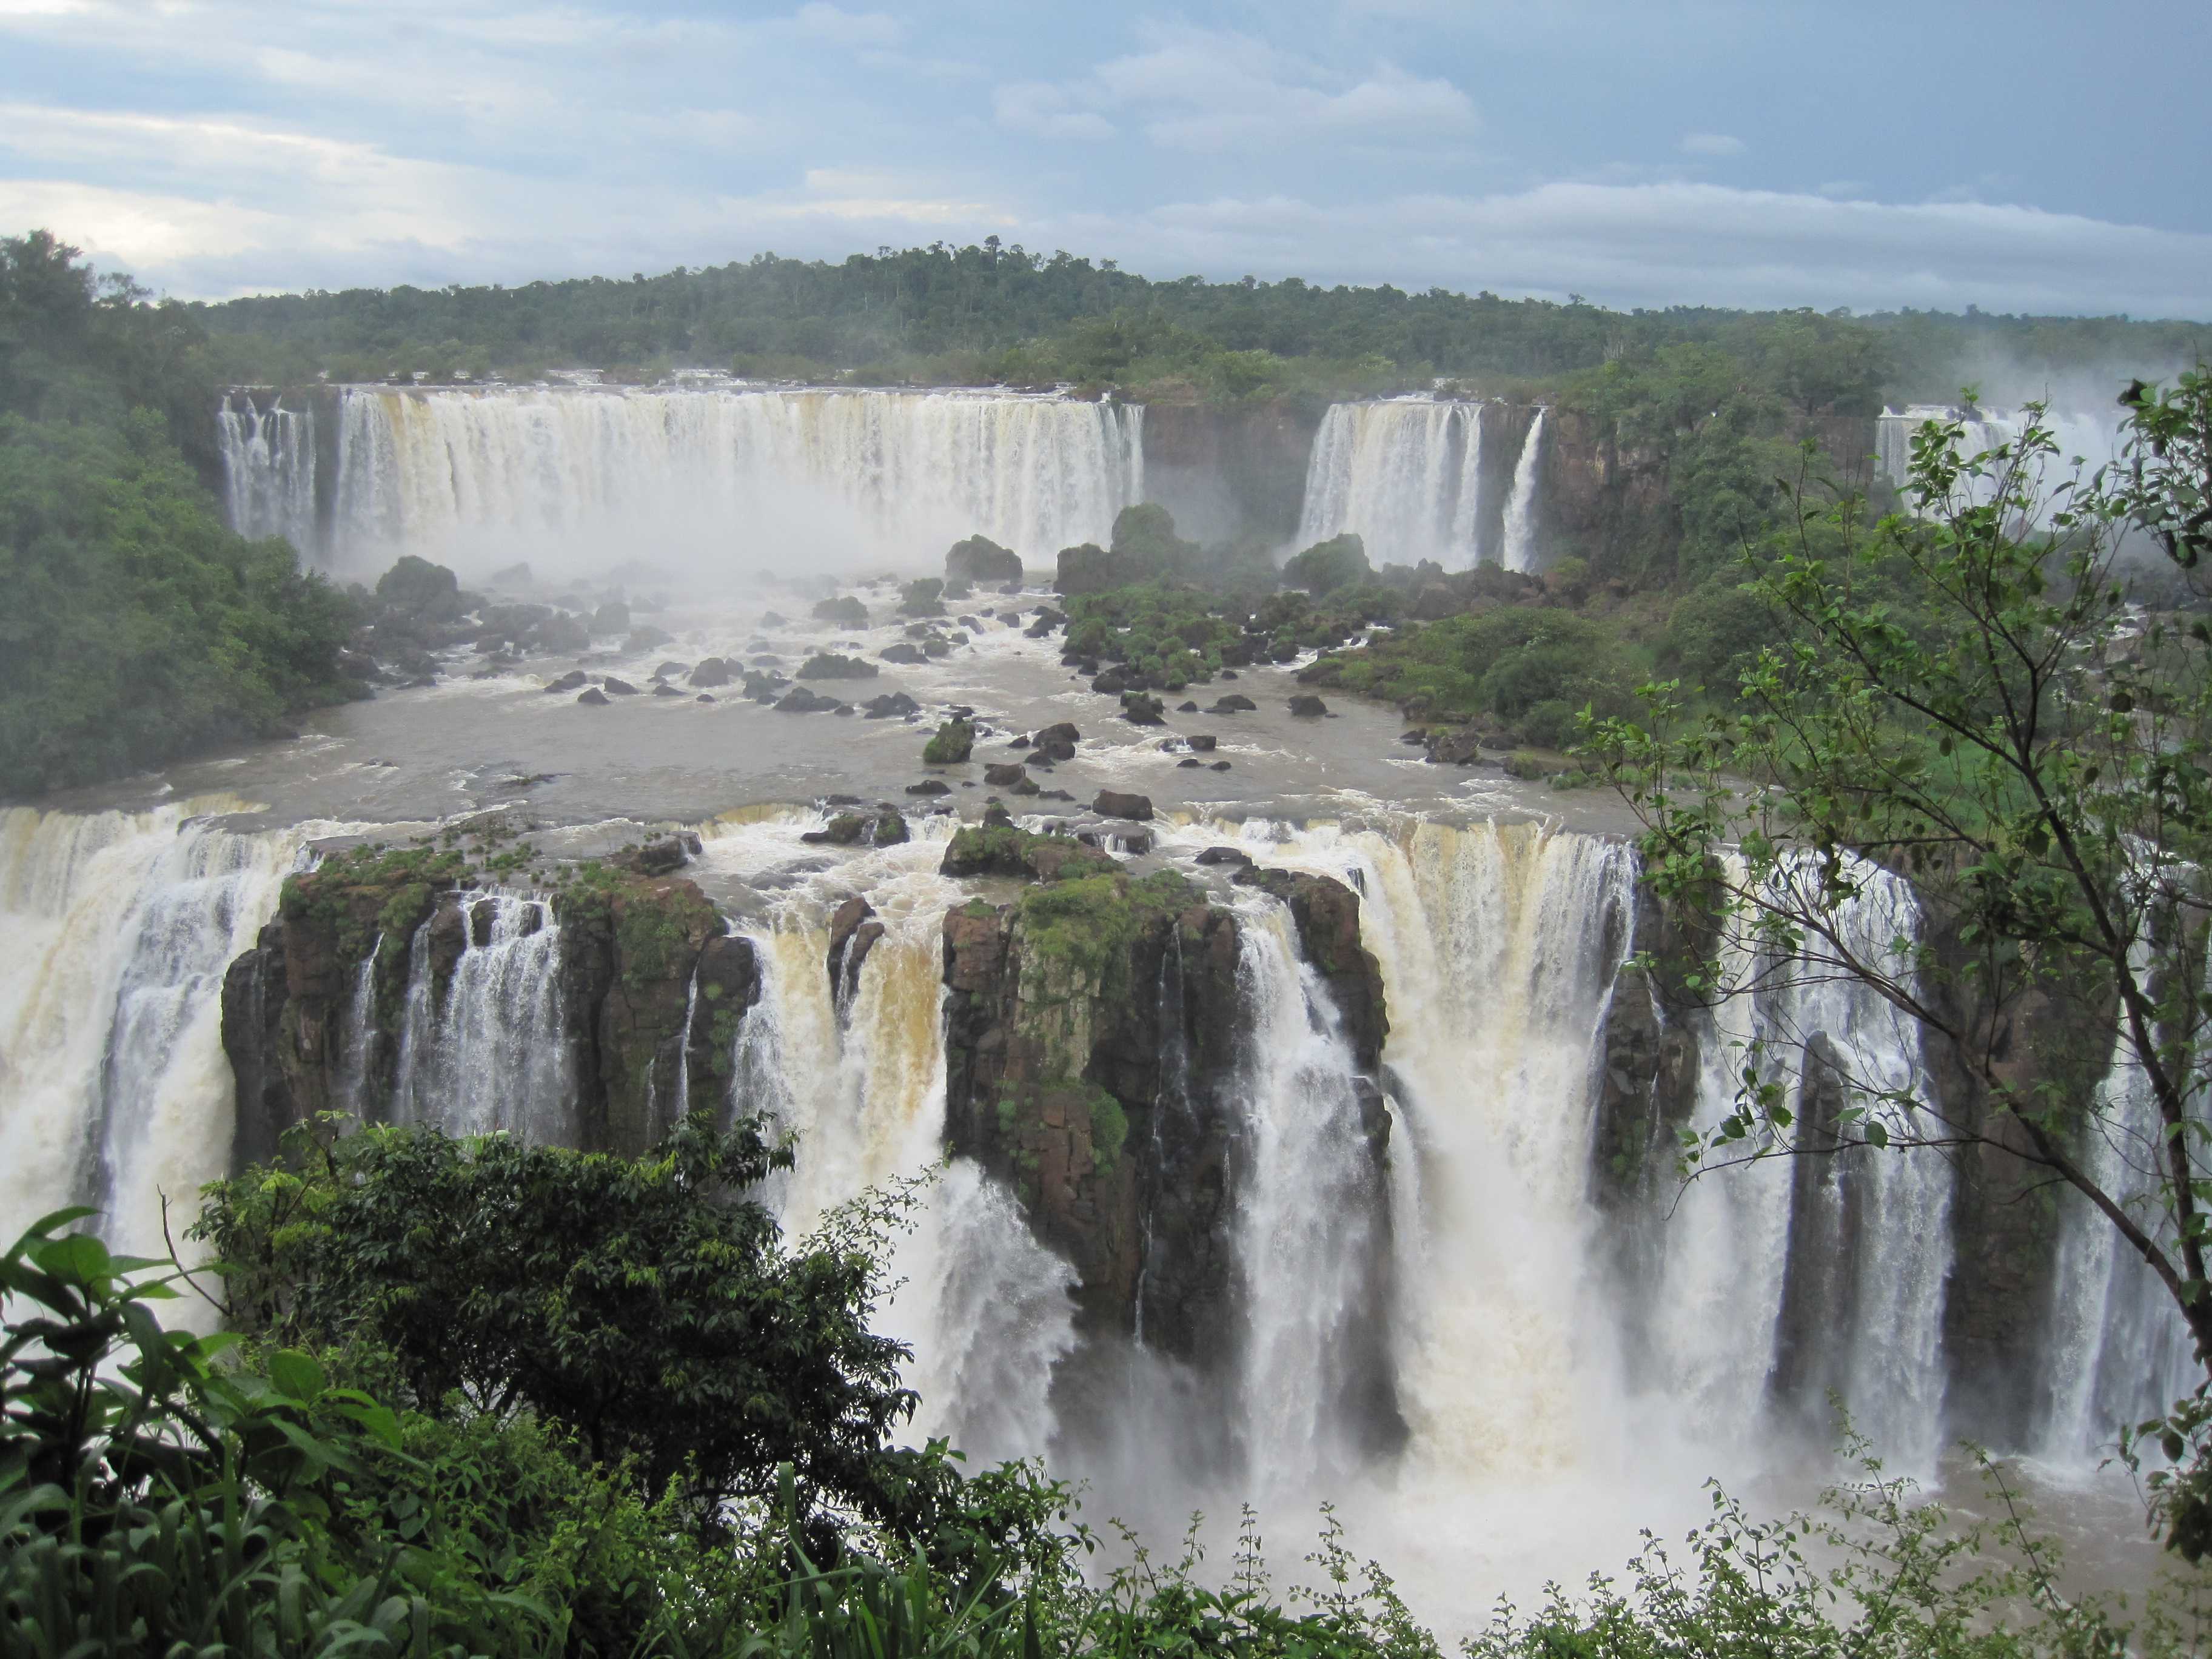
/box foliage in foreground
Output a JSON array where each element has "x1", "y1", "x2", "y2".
[{"x1": 10, "y1": 1153, "x2": 2212, "y2": 1654}]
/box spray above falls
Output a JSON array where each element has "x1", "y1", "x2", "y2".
[{"x1": 218, "y1": 383, "x2": 1145, "y2": 574}]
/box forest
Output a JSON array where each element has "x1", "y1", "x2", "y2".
[
  {"x1": 196, "y1": 240, "x2": 2212, "y2": 410},
  {"x1": 0, "y1": 231, "x2": 361, "y2": 794}
]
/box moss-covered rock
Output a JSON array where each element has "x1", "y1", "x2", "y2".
[
  {"x1": 920, "y1": 719, "x2": 974, "y2": 764},
  {"x1": 937, "y1": 824, "x2": 1115, "y2": 881}
]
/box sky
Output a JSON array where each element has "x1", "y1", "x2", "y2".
[{"x1": 4, "y1": 0, "x2": 2209, "y2": 317}]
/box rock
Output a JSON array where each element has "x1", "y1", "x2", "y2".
[
  {"x1": 1210, "y1": 760, "x2": 1231, "y2": 771},
  {"x1": 1092, "y1": 790, "x2": 1154, "y2": 822},
  {"x1": 576, "y1": 687, "x2": 610, "y2": 705},
  {"x1": 688, "y1": 657, "x2": 734, "y2": 688},
  {"x1": 601, "y1": 676, "x2": 639, "y2": 695},
  {"x1": 1287, "y1": 695, "x2": 1329, "y2": 717},
  {"x1": 1211, "y1": 694, "x2": 1256, "y2": 712},
  {"x1": 533, "y1": 614, "x2": 591, "y2": 653},
  {"x1": 947, "y1": 533, "x2": 1024, "y2": 586},
  {"x1": 1036, "y1": 789, "x2": 1074, "y2": 802},
  {"x1": 922, "y1": 719, "x2": 974, "y2": 763},
  {"x1": 802, "y1": 809, "x2": 910, "y2": 848},
  {"x1": 1194, "y1": 846, "x2": 1252, "y2": 866},
  {"x1": 759, "y1": 610, "x2": 789, "y2": 628},
  {"x1": 862, "y1": 691, "x2": 922, "y2": 719},
  {"x1": 1231, "y1": 868, "x2": 1389, "y2": 1070},
  {"x1": 624, "y1": 625, "x2": 674, "y2": 652},
  {"x1": 1425, "y1": 728, "x2": 1485, "y2": 765},
  {"x1": 1186, "y1": 734, "x2": 1217, "y2": 751},
  {"x1": 879, "y1": 642, "x2": 927, "y2": 665},
  {"x1": 488, "y1": 560, "x2": 532, "y2": 587},
  {"x1": 774, "y1": 686, "x2": 840, "y2": 713},
  {"x1": 813, "y1": 594, "x2": 869, "y2": 626},
  {"x1": 1122, "y1": 694, "x2": 1165, "y2": 726},
  {"x1": 375, "y1": 554, "x2": 466, "y2": 620},
  {"x1": 1219, "y1": 669, "x2": 1239, "y2": 680},
  {"x1": 905, "y1": 779, "x2": 953, "y2": 796},
  {"x1": 695, "y1": 694, "x2": 716, "y2": 703},
  {"x1": 796, "y1": 652, "x2": 879, "y2": 680},
  {"x1": 749, "y1": 654, "x2": 784, "y2": 668},
  {"x1": 1036, "y1": 721, "x2": 1081, "y2": 745},
  {"x1": 654, "y1": 660, "x2": 689, "y2": 679},
  {"x1": 827, "y1": 897, "x2": 885, "y2": 1009},
  {"x1": 1177, "y1": 757, "x2": 1203, "y2": 768},
  {"x1": 1178, "y1": 700, "x2": 1199, "y2": 712},
  {"x1": 1091, "y1": 668, "x2": 1130, "y2": 696},
  {"x1": 591, "y1": 600, "x2": 631, "y2": 635},
  {"x1": 652, "y1": 683, "x2": 682, "y2": 696},
  {"x1": 618, "y1": 833, "x2": 702, "y2": 877},
  {"x1": 544, "y1": 669, "x2": 588, "y2": 692},
  {"x1": 939, "y1": 823, "x2": 1116, "y2": 880},
  {"x1": 984, "y1": 762, "x2": 1030, "y2": 787}
]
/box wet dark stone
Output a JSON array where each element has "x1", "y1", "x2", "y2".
[{"x1": 576, "y1": 687, "x2": 610, "y2": 705}]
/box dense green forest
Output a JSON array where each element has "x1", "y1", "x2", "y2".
[
  {"x1": 0, "y1": 231, "x2": 360, "y2": 795},
  {"x1": 197, "y1": 240, "x2": 2212, "y2": 408}
]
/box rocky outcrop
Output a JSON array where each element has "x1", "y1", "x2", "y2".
[
  {"x1": 221, "y1": 842, "x2": 760, "y2": 1165},
  {"x1": 941, "y1": 871, "x2": 1245, "y2": 1359}
]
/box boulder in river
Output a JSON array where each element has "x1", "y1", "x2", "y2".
[
  {"x1": 576, "y1": 687, "x2": 610, "y2": 705},
  {"x1": 544, "y1": 669, "x2": 588, "y2": 692},
  {"x1": 905, "y1": 779, "x2": 952, "y2": 796},
  {"x1": 1092, "y1": 790, "x2": 1154, "y2": 822},
  {"x1": 1211, "y1": 694, "x2": 1256, "y2": 712},
  {"x1": 1121, "y1": 694, "x2": 1165, "y2": 726},
  {"x1": 984, "y1": 762, "x2": 1029, "y2": 787},
  {"x1": 688, "y1": 657, "x2": 734, "y2": 688},
  {"x1": 602, "y1": 677, "x2": 639, "y2": 696},
  {"x1": 1287, "y1": 694, "x2": 1329, "y2": 717}
]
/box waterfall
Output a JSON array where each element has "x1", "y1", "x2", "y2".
[
  {"x1": 304, "y1": 383, "x2": 1143, "y2": 572},
  {"x1": 1500, "y1": 409, "x2": 1546, "y2": 573},
  {"x1": 1875, "y1": 404, "x2": 2122, "y2": 520},
  {"x1": 695, "y1": 814, "x2": 1078, "y2": 1461},
  {"x1": 1295, "y1": 399, "x2": 1487, "y2": 570},
  {"x1": 0, "y1": 800, "x2": 306, "y2": 1264},
  {"x1": 216, "y1": 392, "x2": 319, "y2": 554},
  {"x1": 389, "y1": 894, "x2": 572, "y2": 1141},
  {"x1": 1229, "y1": 893, "x2": 1390, "y2": 1491},
  {"x1": 2036, "y1": 934, "x2": 2204, "y2": 1462},
  {"x1": 1643, "y1": 855, "x2": 1954, "y2": 1472}
]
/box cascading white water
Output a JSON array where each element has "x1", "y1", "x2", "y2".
[
  {"x1": 1228, "y1": 893, "x2": 1386, "y2": 1492},
  {"x1": 216, "y1": 392, "x2": 318, "y2": 554},
  {"x1": 308, "y1": 383, "x2": 1142, "y2": 572},
  {"x1": 1295, "y1": 399, "x2": 1487, "y2": 570},
  {"x1": 1500, "y1": 408, "x2": 1546, "y2": 573},
  {"x1": 0, "y1": 800, "x2": 310, "y2": 1264},
  {"x1": 696, "y1": 813, "x2": 1079, "y2": 1464},
  {"x1": 389, "y1": 894, "x2": 573, "y2": 1141},
  {"x1": 2036, "y1": 930, "x2": 2204, "y2": 1462},
  {"x1": 1875, "y1": 404, "x2": 2123, "y2": 521}
]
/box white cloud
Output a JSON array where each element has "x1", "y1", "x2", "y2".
[
  {"x1": 994, "y1": 83, "x2": 1116, "y2": 141},
  {"x1": 1680, "y1": 133, "x2": 1744, "y2": 156},
  {"x1": 1030, "y1": 184, "x2": 2212, "y2": 318},
  {"x1": 997, "y1": 28, "x2": 1475, "y2": 153},
  {"x1": 786, "y1": 4, "x2": 901, "y2": 49}
]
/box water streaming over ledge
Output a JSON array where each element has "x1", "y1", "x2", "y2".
[
  {"x1": 1295, "y1": 398, "x2": 1546, "y2": 571},
  {"x1": 0, "y1": 798, "x2": 2196, "y2": 1615},
  {"x1": 218, "y1": 383, "x2": 1145, "y2": 571}
]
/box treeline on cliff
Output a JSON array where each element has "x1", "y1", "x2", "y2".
[
  {"x1": 195, "y1": 238, "x2": 2212, "y2": 409},
  {"x1": 0, "y1": 231, "x2": 360, "y2": 796}
]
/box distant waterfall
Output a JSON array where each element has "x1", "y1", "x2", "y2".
[
  {"x1": 216, "y1": 392, "x2": 318, "y2": 554},
  {"x1": 1500, "y1": 408, "x2": 1546, "y2": 573},
  {"x1": 1875, "y1": 404, "x2": 2122, "y2": 518},
  {"x1": 1295, "y1": 400, "x2": 1487, "y2": 569},
  {"x1": 0, "y1": 800, "x2": 306, "y2": 1265},
  {"x1": 1295, "y1": 399, "x2": 1545, "y2": 571},
  {"x1": 251, "y1": 383, "x2": 1144, "y2": 572}
]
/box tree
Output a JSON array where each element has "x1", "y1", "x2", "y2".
[
  {"x1": 1581, "y1": 370, "x2": 2212, "y2": 1547},
  {"x1": 192, "y1": 1115, "x2": 942, "y2": 1546}
]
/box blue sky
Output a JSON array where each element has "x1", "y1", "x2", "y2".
[{"x1": 4, "y1": 0, "x2": 2209, "y2": 316}]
